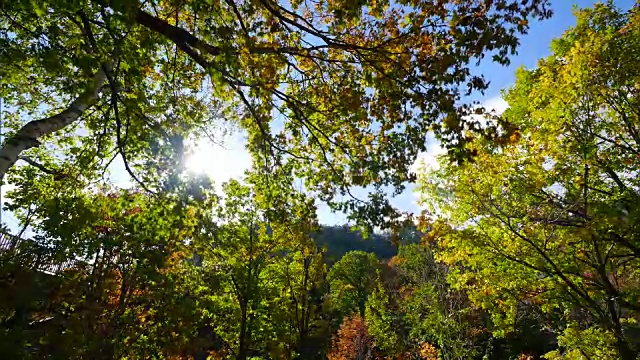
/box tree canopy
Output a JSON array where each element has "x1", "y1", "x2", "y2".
[
  {"x1": 1, "y1": 0, "x2": 552, "y2": 228},
  {"x1": 3, "y1": 1, "x2": 640, "y2": 359},
  {"x1": 418, "y1": 2, "x2": 640, "y2": 358}
]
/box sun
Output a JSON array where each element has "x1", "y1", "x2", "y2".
[{"x1": 184, "y1": 135, "x2": 252, "y2": 186}]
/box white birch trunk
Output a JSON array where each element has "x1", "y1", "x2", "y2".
[{"x1": 0, "y1": 62, "x2": 112, "y2": 180}]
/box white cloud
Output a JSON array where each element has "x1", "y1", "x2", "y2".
[
  {"x1": 410, "y1": 134, "x2": 447, "y2": 174},
  {"x1": 99, "y1": 129, "x2": 253, "y2": 193},
  {"x1": 483, "y1": 96, "x2": 509, "y2": 115}
]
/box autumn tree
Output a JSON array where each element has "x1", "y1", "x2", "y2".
[
  {"x1": 364, "y1": 280, "x2": 402, "y2": 356},
  {"x1": 1, "y1": 0, "x2": 553, "y2": 230},
  {"x1": 0, "y1": 178, "x2": 211, "y2": 358},
  {"x1": 418, "y1": 3, "x2": 640, "y2": 359},
  {"x1": 327, "y1": 314, "x2": 376, "y2": 360},
  {"x1": 271, "y1": 240, "x2": 328, "y2": 358}
]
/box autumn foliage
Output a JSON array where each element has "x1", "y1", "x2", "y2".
[{"x1": 327, "y1": 314, "x2": 376, "y2": 360}]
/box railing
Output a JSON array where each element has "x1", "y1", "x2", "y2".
[
  {"x1": 0, "y1": 231, "x2": 23, "y2": 251},
  {"x1": 0, "y1": 231, "x2": 89, "y2": 275}
]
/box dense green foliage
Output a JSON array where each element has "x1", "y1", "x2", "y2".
[
  {"x1": 419, "y1": 2, "x2": 640, "y2": 359},
  {"x1": 1, "y1": 0, "x2": 640, "y2": 359}
]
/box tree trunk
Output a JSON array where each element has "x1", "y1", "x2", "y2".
[
  {"x1": 238, "y1": 304, "x2": 248, "y2": 360},
  {"x1": 0, "y1": 63, "x2": 111, "y2": 180},
  {"x1": 616, "y1": 339, "x2": 636, "y2": 360},
  {"x1": 599, "y1": 258, "x2": 637, "y2": 360},
  {"x1": 609, "y1": 300, "x2": 636, "y2": 360}
]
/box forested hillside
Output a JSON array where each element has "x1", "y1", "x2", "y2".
[
  {"x1": 1, "y1": 0, "x2": 639, "y2": 359},
  {"x1": 313, "y1": 226, "x2": 406, "y2": 264}
]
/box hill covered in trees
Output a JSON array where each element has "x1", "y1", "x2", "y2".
[{"x1": 313, "y1": 225, "x2": 419, "y2": 265}]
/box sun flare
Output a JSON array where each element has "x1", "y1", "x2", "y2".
[{"x1": 184, "y1": 135, "x2": 252, "y2": 186}]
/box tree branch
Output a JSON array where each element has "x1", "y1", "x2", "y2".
[
  {"x1": 17, "y1": 156, "x2": 61, "y2": 176},
  {"x1": 0, "y1": 63, "x2": 112, "y2": 180}
]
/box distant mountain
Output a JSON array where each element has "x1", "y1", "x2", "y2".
[{"x1": 312, "y1": 225, "x2": 421, "y2": 265}]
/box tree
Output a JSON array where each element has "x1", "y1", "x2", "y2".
[
  {"x1": 418, "y1": 3, "x2": 640, "y2": 359},
  {"x1": 393, "y1": 243, "x2": 488, "y2": 359},
  {"x1": 1, "y1": 0, "x2": 553, "y2": 229},
  {"x1": 272, "y1": 241, "x2": 328, "y2": 358},
  {"x1": 364, "y1": 281, "x2": 402, "y2": 356},
  {"x1": 194, "y1": 177, "x2": 321, "y2": 359},
  {"x1": 198, "y1": 180, "x2": 281, "y2": 360},
  {"x1": 327, "y1": 314, "x2": 375, "y2": 360},
  {"x1": 0, "y1": 184, "x2": 210, "y2": 359},
  {"x1": 327, "y1": 250, "x2": 379, "y2": 318}
]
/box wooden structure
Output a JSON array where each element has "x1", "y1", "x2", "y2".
[{"x1": 0, "y1": 231, "x2": 88, "y2": 274}]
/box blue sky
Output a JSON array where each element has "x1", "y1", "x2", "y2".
[
  {"x1": 2, "y1": 0, "x2": 635, "y2": 232},
  {"x1": 475, "y1": 0, "x2": 635, "y2": 96}
]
